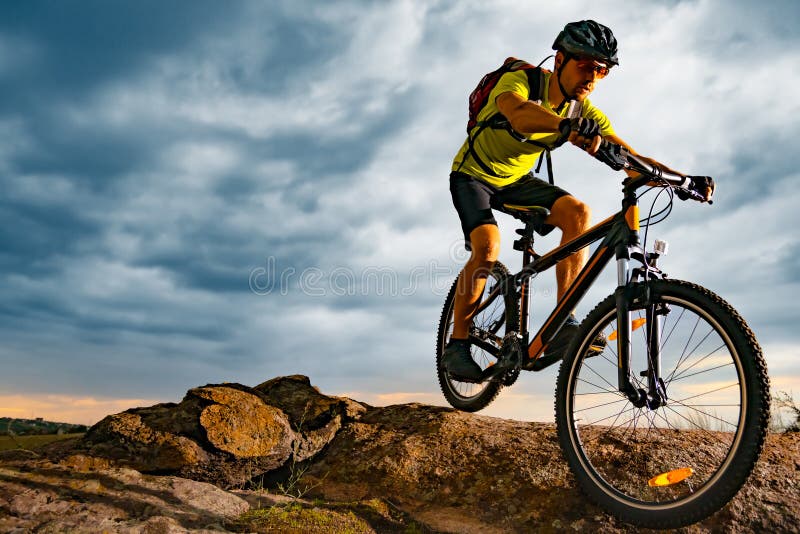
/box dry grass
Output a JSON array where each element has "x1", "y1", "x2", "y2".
[
  {"x1": 0, "y1": 433, "x2": 84, "y2": 451},
  {"x1": 771, "y1": 391, "x2": 799, "y2": 433}
]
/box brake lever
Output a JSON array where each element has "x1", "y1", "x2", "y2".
[{"x1": 676, "y1": 187, "x2": 714, "y2": 205}]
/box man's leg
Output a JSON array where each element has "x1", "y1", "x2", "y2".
[
  {"x1": 530, "y1": 194, "x2": 605, "y2": 368},
  {"x1": 451, "y1": 223, "x2": 501, "y2": 339},
  {"x1": 444, "y1": 223, "x2": 500, "y2": 381},
  {"x1": 544, "y1": 195, "x2": 591, "y2": 301}
]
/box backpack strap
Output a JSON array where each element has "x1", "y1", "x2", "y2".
[
  {"x1": 524, "y1": 67, "x2": 545, "y2": 104},
  {"x1": 534, "y1": 99, "x2": 582, "y2": 184},
  {"x1": 461, "y1": 65, "x2": 557, "y2": 180}
]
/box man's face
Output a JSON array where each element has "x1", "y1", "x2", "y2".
[{"x1": 556, "y1": 52, "x2": 610, "y2": 101}]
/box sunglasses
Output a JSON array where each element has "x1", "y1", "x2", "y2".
[{"x1": 571, "y1": 57, "x2": 610, "y2": 78}]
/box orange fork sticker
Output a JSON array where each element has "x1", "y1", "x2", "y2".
[{"x1": 607, "y1": 318, "x2": 647, "y2": 341}]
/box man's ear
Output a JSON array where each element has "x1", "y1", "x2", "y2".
[{"x1": 554, "y1": 51, "x2": 565, "y2": 70}]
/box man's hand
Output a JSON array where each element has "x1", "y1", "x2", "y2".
[
  {"x1": 676, "y1": 176, "x2": 715, "y2": 203},
  {"x1": 556, "y1": 117, "x2": 602, "y2": 154}
]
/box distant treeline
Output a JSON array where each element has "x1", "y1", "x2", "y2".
[{"x1": 0, "y1": 417, "x2": 89, "y2": 436}]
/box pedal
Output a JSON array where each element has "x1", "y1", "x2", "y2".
[
  {"x1": 447, "y1": 372, "x2": 485, "y2": 385},
  {"x1": 585, "y1": 344, "x2": 604, "y2": 358},
  {"x1": 479, "y1": 360, "x2": 513, "y2": 382}
]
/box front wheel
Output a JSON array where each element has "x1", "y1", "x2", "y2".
[
  {"x1": 437, "y1": 261, "x2": 519, "y2": 412},
  {"x1": 555, "y1": 279, "x2": 769, "y2": 529}
]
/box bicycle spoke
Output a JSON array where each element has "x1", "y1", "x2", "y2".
[
  {"x1": 668, "y1": 342, "x2": 725, "y2": 383},
  {"x1": 668, "y1": 362, "x2": 734, "y2": 383},
  {"x1": 654, "y1": 406, "x2": 681, "y2": 431},
  {"x1": 576, "y1": 377, "x2": 619, "y2": 395},
  {"x1": 581, "y1": 362, "x2": 619, "y2": 393},
  {"x1": 671, "y1": 314, "x2": 701, "y2": 379},
  {"x1": 670, "y1": 382, "x2": 740, "y2": 404},
  {"x1": 584, "y1": 404, "x2": 637, "y2": 427},
  {"x1": 659, "y1": 306, "x2": 686, "y2": 352},
  {"x1": 669, "y1": 399, "x2": 739, "y2": 431},
  {"x1": 662, "y1": 404, "x2": 723, "y2": 443},
  {"x1": 573, "y1": 397, "x2": 628, "y2": 414},
  {"x1": 666, "y1": 329, "x2": 715, "y2": 383}
]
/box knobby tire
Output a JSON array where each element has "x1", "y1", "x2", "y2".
[
  {"x1": 555, "y1": 279, "x2": 769, "y2": 529},
  {"x1": 437, "y1": 261, "x2": 519, "y2": 412}
]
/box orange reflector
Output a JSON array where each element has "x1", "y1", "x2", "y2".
[
  {"x1": 607, "y1": 318, "x2": 647, "y2": 341},
  {"x1": 648, "y1": 467, "x2": 694, "y2": 487}
]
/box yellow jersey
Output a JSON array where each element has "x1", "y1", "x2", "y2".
[{"x1": 452, "y1": 69, "x2": 616, "y2": 188}]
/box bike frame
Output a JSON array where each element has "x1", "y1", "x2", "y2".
[{"x1": 473, "y1": 173, "x2": 663, "y2": 404}]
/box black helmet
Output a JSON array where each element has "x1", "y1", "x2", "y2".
[{"x1": 552, "y1": 20, "x2": 619, "y2": 66}]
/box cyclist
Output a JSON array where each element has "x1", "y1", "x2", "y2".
[{"x1": 444, "y1": 20, "x2": 711, "y2": 382}]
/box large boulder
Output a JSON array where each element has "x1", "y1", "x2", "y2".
[
  {"x1": 254, "y1": 375, "x2": 368, "y2": 461},
  {"x1": 73, "y1": 376, "x2": 366, "y2": 488}
]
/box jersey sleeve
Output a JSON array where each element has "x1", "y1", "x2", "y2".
[
  {"x1": 581, "y1": 98, "x2": 616, "y2": 137},
  {"x1": 490, "y1": 70, "x2": 531, "y2": 103}
]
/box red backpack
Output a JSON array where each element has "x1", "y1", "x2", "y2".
[
  {"x1": 466, "y1": 57, "x2": 546, "y2": 132},
  {"x1": 461, "y1": 57, "x2": 582, "y2": 183}
]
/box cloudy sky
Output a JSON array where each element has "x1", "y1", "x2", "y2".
[{"x1": 1, "y1": 0, "x2": 798, "y2": 425}]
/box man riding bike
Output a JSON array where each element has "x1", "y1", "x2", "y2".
[{"x1": 444, "y1": 20, "x2": 714, "y2": 382}]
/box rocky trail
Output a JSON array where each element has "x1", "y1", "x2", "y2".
[{"x1": 1, "y1": 375, "x2": 797, "y2": 533}]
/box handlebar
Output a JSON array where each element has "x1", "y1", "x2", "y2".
[{"x1": 594, "y1": 140, "x2": 713, "y2": 204}]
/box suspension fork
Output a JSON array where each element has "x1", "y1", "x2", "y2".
[
  {"x1": 614, "y1": 244, "x2": 641, "y2": 404},
  {"x1": 615, "y1": 243, "x2": 667, "y2": 408},
  {"x1": 646, "y1": 300, "x2": 664, "y2": 405}
]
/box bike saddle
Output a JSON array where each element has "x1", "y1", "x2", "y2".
[{"x1": 492, "y1": 203, "x2": 554, "y2": 236}]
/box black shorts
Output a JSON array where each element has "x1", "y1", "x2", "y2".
[{"x1": 450, "y1": 171, "x2": 570, "y2": 250}]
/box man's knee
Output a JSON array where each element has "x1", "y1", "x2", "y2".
[
  {"x1": 549, "y1": 195, "x2": 591, "y2": 232},
  {"x1": 468, "y1": 224, "x2": 500, "y2": 267}
]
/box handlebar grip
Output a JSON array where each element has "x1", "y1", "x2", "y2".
[{"x1": 594, "y1": 140, "x2": 629, "y2": 171}]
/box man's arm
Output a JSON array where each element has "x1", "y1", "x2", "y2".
[
  {"x1": 496, "y1": 92, "x2": 602, "y2": 153},
  {"x1": 607, "y1": 134, "x2": 715, "y2": 201},
  {"x1": 496, "y1": 91, "x2": 562, "y2": 134},
  {"x1": 604, "y1": 134, "x2": 685, "y2": 178}
]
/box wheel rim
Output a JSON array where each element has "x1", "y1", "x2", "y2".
[
  {"x1": 442, "y1": 274, "x2": 507, "y2": 401},
  {"x1": 565, "y1": 294, "x2": 747, "y2": 509}
]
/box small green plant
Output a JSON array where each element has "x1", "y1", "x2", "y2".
[
  {"x1": 275, "y1": 403, "x2": 328, "y2": 500},
  {"x1": 770, "y1": 391, "x2": 799, "y2": 433},
  {"x1": 276, "y1": 460, "x2": 316, "y2": 499}
]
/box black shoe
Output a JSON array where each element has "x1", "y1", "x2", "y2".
[
  {"x1": 443, "y1": 339, "x2": 483, "y2": 383},
  {"x1": 529, "y1": 316, "x2": 606, "y2": 371}
]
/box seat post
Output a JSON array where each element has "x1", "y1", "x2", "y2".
[
  {"x1": 513, "y1": 220, "x2": 536, "y2": 252},
  {"x1": 516, "y1": 220, "x2": 537, "y2": 338}
]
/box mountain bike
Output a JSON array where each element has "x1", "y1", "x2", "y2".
[{"x1": 435, "y1": 141, "x2": 770, "y2": 528}]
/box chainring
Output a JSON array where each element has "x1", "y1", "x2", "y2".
[{"x1": 499, "y1": 332, "x2": 523, "y2": 386}]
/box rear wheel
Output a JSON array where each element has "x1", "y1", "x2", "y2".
[
  {"x1": 437, "y1": 261, "x2": 519, "y2": 412},
  {"x1": 555, "y1": 279, "x2": 769, "y2": 528}
]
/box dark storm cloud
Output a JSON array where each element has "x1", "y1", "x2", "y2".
[
  {"x1": 0, "y1": 1, "x2": 244, "y2": 105},
  {"x1": 778, "y1": 242, "x2": 800, "y2": 285},
  {"x1": 0, "y1": 201, "x2": 96, "y2": 275},
  {"x1": 0, "y1": 0, "x2": 418, "y2": 291}
]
